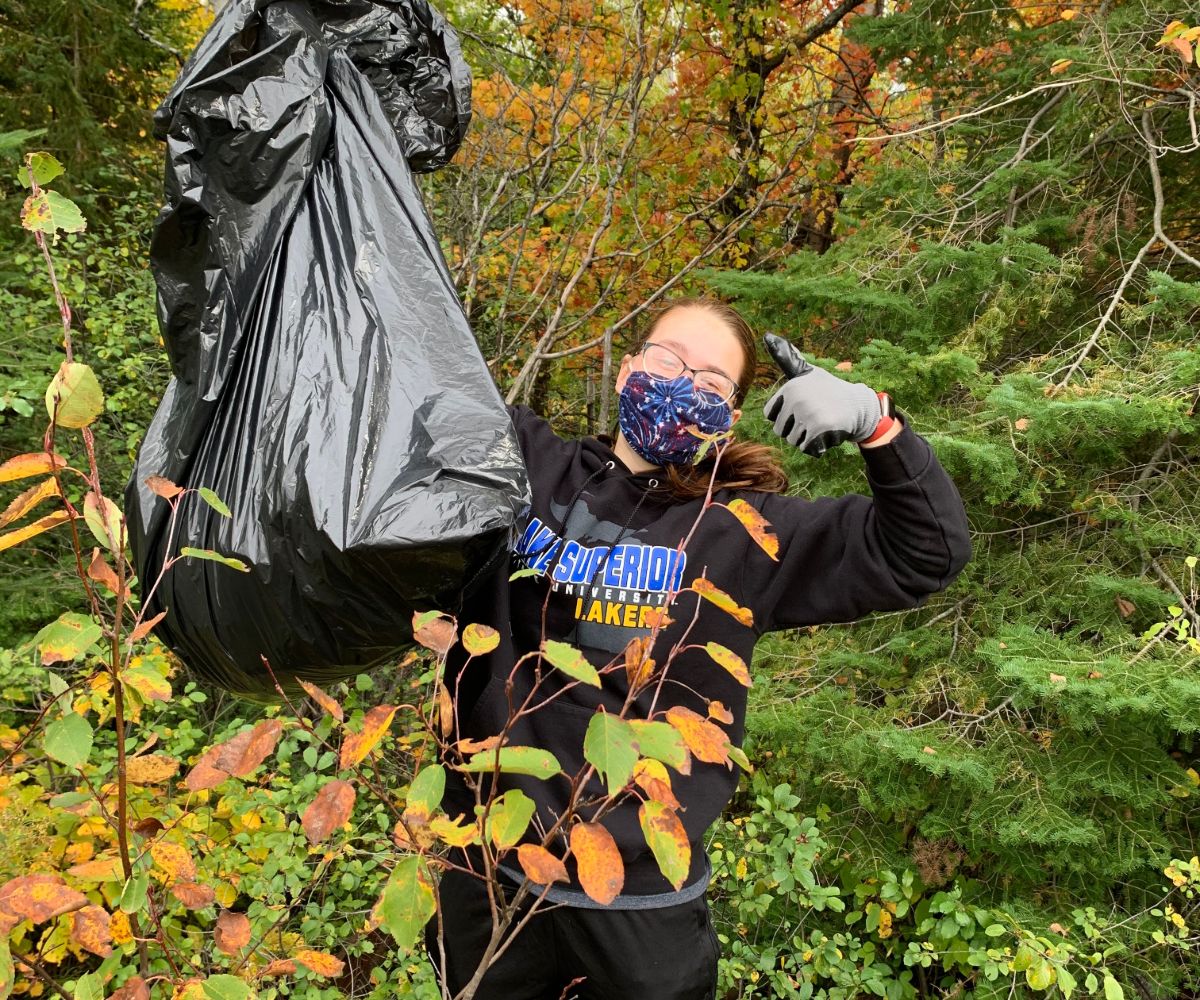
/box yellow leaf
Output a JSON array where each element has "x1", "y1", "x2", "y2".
[
  {"x1": 723, "y1": 498, "x2": 778, "y2": 560},
  {"x1": 704, "y1": 642, "x2": 752, "y2": 687},
  {"x1": 340, "y1": 705, "x2": 398, "y2": 770},
  {"x1": 150, "y1": 840, "x2": 197, "y2": 883},
  {"x1": 690, "y1": 578, "x2": 753, "y2": 627}
]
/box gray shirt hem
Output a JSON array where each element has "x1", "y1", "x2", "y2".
[{"x1": 495, "y1": 853, "x2": 712, "y2": 910}]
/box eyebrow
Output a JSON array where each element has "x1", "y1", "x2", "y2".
[{"x1": 651, "y1": 337, "x2": 735, "y2": 380}]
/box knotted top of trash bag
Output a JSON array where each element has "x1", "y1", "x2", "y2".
[{"x1": 155, "y1": 0, "x2": 471, "y2": 169}]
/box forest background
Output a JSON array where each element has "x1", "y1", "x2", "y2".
[{"x1": 0, "y1": 0, "x2": 1197, "y2": 999}]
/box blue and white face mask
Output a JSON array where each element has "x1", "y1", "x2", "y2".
[{"x1": 617, "y1": 369, "x2": 734, "y2": 467}]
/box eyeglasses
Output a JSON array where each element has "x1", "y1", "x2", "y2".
[{"x1": 636, "y1": 342, "x2": 738, "y2": 405}]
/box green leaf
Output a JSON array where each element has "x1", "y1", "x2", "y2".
[
  {"x1": 34, "y1": 612, "x2": 103, "y2": 665},
  {"x1": 984, "y1": 923, "x2": 1006, "y2": 937},
  {"x1": 486, "y1": 789, "x2": 536, "y2": 849},
  {"x1": 541, "y1": 640, "x2": 601, "y2": 687},
  {"x1": 378, "y1": 856, "x2": 436, "y2": 953},
  {"x1": 628, "y1": 719, "x2": 689, "y2": 772},
  {"x1": 84, "y1": 492, "x2": 124, "y2": 551},
  {"x1": 0, "y1": 128, "x2": 48, "y2": 155},
  {"x1": 1086, "y1": 974, "x2": 1098, "y2": 993},
  {"x1": 0, "y1": 935, "x2": 15, "y2": 1000},
  {"x1": 198, "y1": 486, "x2": 232, "y2": 518},
  {"x1": 45, "y1": 362, "x2": 103, "y2": 429},
  {"x1": 457, "y1": 746, "x2": 563, "y2": 779},
  {"x1": 119, "y1": 872, "x2": 149, "y2": 914},
  {"x1": 727, "y1": 744, "x2": 752, "y2": 772},
  {"x1": 73, "y1": 972, "x2": 103, "y2": 1000},
  {"x1": 180, "y1": 547, "x2": 250, "y2": 572},
  {"x1": 583, "y1": 711, "x2": 639, "y2": 796},
  {"x1": 20, "y1": 152, "x2": 64, "y2": 189},
  {"x1": 22, "y1": 190, "x2": 86, "y2": 238},
  {"x1": 201, "y1": 975, "x2": 253, "y2": 1000},
  {"x1": 1026, "y1": 960, "x2": 1056, "y2": 990},
  {"x1": 638, "y1": 800, "x2": 690, "y2": 890},
  {"x1": 44, "y1": 713, "x2": 93, "y2": 768},
  {"x1": 406, "y1": 764, "x2": 446, "y2": 817},
  {"x1": 1103, "y1": 975, "x2": 1124, "y2": 1000},
  {"x1": 508, "y1": 568, "x2": 542, "y2": 581},
  {"x1": 1058, "y1": 965, "x2": 1077, "y2": 999}
]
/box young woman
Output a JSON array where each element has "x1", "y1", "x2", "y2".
[{"x1": 426, "y1": 295, "x2": 972, "y2": 1000}]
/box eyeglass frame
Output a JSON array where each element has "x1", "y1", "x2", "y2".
[{"x1": 632, "y1": 340, "x2": 741, "y2": 406}]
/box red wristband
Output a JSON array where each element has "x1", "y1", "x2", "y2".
[{"x1": 858, "y1": 391, "x2": 896, "y2": 445}]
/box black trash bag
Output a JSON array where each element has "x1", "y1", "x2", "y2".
[{"x1": 125, "y1": 0, "x2": 529, "y2": 699}]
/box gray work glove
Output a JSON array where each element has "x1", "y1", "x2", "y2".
[{"x1": 763, "y1": 366, "x2": 881, "y2": 458}]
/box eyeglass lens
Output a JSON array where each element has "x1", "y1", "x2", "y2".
[{"x1": 641, "y1": 343, "x2": 735, "y2": 402}]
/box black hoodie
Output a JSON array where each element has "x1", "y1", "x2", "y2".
[{"x1": 440, "y1": 403, "x2": 972, "y2": 907}]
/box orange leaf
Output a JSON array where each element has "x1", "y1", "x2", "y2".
[
  {"x1": 723, "y1": 499, "x2": 779, "y2": 560},
  {"x1": 690, "y1": 578, "x2": 753, "y2": 627},
  {"x1": 260, "y1": 960, "x2": 298, "y2": 978},
  {"x1": 302, "y1": 779, "x2": 356, "y2": 844},
  {"x1": 298, "y1": 680, "x2": 344, "y2": 722},
  {"x1": 145, "y1": 475, "x2": 182, "y2": 499},
  {"x1": 1050, "y1": 58, "x2": 1073, "y2": 74},
  {"x1": 67, "y1": 857, "x2": 123, "y2": 881},
  {"x1": 110, "y1": 976, "x2": 149, "y2": 1000},
  {"x1": 183, "y1": 744, "x2": 229, "y2": 792},
  {"x1": 436, "y1": 682, "x2": 453, "y2": 738},
  {"x1": 633, "y1": 758, "x2": 680, "y2": 810},
  {"x1": 665, "y1": 705, "x2": 731, "y2": 767},
  {"x1": 0, "y1": 477, "x2": 59, "y2": 528},
  {"x1": 171, "y1": 882, "x2": 215, "y2": 910},
  {"x1": 707, "y1": 700, "x2": 734, "y2": 724},
  {"x1": 150, "y1": 840, "x2": 196, "y2": 882},
  {"x1": 517, "y1": 844, "x2": 569, "y2": 886},
  {"x1": 1115, "y1": 597, "x2": 1136, "y2": 619},
  {"x1": 0, "y1": 451, "x2": 67, "y2": 484},
  {"x1": 570, "y1": 822, "x2": 624, "y2": 905},
  {"x1": 704, "y1": 642, "x2": 752, "y2": 687},
  {"x1": 0, "y1": 509, "x2": 71, "y2": 552},
  {"x1": 71, "y1": 904, "x2": 113, "y2": 957},
  {"x1": 294, "y1": 950, "x2": 345, "y2": 977},
  {"x1": 0, "y1": 873, "x2": 87, "y2": 925},
  {"x1": 126, "y1": 754, "x2": 179, "y2": 784},
  {"x1": 455, "y1": 734, "x2": 503, "y2": 755},
  {"x1": 216, "y1": 718, "x2": 284, "y2": 777},
  {"x1": 413, "y1": 611, "x2": 457, "y2": 656},
  {"x1": 87, "y1": 547, "x2": 123, "y2": 597},
  {"x1": 129, "y1": 610, "x2": 167, "y2": 643},
  {"x1": 340, "y1": 705, "x2": 398, "y2": 770},
  {"x1": 623, "y1": 635, "x2": 656, "y2": 692},
  {"x1": 214, "y1": 910, "x2": 251, "y2": 955}
]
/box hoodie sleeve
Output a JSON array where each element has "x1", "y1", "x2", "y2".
[{"x1": 743, "y1": 413, "x2": 972, "y2": 633}]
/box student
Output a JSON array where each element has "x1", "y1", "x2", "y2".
[{"x1": 424, "y1": 294, "x2": 972, "y2": 1000}]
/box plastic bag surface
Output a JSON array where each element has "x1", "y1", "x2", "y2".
[{"x1": 125, "y1": 0, "x2": 529, "y2": 698}]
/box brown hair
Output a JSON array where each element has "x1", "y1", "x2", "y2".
[{"x1": 619, "y1": 294, "x2": 789, "y2": 501}]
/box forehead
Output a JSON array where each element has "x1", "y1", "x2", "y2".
[{"x1": 646, "y1": 307, "x2": 744, "y2": 379}]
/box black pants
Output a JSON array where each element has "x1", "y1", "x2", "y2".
[{"x1": 423, "y1": 866, "x2": 720, "y2": 1000}]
